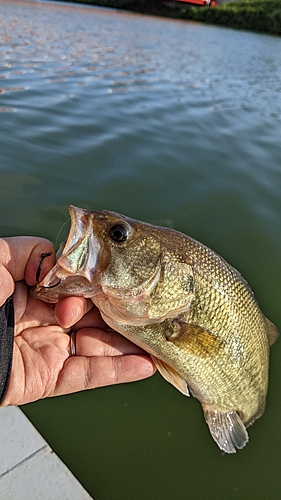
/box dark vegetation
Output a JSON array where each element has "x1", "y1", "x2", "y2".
[{"x1": 55, "y1": 0, "x2": 281, "y2": 36}]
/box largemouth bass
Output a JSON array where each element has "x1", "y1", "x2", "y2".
[{"x1": 32, "y1": 205, "x2": 279, "y2": 453}]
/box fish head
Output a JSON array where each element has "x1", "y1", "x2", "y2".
[
  {"x1": 32, "y1": 205, "x2": 163, "y2": 305},
  {"x1": 32, "y1": 205, "x2": 194, "y2": 322}
]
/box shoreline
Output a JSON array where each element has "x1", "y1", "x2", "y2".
[{"x1": 50, "y1": 0, "x2": 281, "y2": 36}]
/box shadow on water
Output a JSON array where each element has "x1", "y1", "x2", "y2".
[{"x1": 1, "y1": 0, "x2": 281, "y2": 498}]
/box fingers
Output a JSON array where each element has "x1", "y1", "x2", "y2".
[
  {"x1": 69, "y1": 305, "x2": 107, "y2": 330},
  {"x1": 55, "y1": 327, "x2": 156, "y2": 397},
  {"x1": 73, "y1": 328, "x2": 147, "y2": 357},
  {"x1": 0, "y1": 237, "x2": 55, "y2": 285},
  {"x1": 54, "y1": 297, "x2": 94, "y2": 328},
  {"x1": 54, "y1": 354, "x2": 156, "y2": 397},
  {"x1": 13, "y1": 282, "x2": 59, "y2": 331}
]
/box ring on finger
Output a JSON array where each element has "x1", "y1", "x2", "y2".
[{"x1": 70, "y1": 331, "x2": 77, "y2": 356}]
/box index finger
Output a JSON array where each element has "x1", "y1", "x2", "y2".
[{"x1": 0, "y1": 236, "x2": 55, "y2": 284}]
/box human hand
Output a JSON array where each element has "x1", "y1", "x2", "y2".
[{"x1": 0, "y1": 237, "x2": 155, "y2": 406}]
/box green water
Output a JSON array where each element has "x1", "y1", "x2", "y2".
[{"x1": 1, "y1": 1, "x2": 281, "y2": 498}]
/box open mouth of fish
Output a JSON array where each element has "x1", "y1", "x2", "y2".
[{"x1": 32, "y1": 205, "x2": 101, "y2": 302}]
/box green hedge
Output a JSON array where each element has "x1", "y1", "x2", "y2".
[
  {"x1": 53, "y1": 0, "x2": 281, "y2": 35},
  {"x1": 185, "y1": 0, "x2": 281, "y2": 35}
]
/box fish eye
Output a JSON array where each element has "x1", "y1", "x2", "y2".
[{"x1": 109, "y1": 223, "x2": 128, "y2": 243}]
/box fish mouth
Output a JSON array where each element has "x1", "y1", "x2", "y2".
[
  {"x1": 32, "y1": 205, "x2": 101, "y2": 301},
  {"x1": 56, "y1": 205, "x2": 100, "y2": 282}
]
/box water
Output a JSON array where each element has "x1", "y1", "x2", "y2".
[{"x1": 1, "y1": 1, "x2": 281, "y2": 498}]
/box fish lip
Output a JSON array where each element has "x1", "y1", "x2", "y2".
[
  {"x1": 35, "y1": 205, "x2": 101, "y2": 292},
  {"x1": 56, "y1": 205, "x2": 100, "y2": 281},
  {"x1": 62, "y1": 205, "x2": 89, "y2": 255}
]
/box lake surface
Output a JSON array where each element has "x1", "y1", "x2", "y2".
[{"x1": 1, "y1": 1, "x2": 281, "y2": 498}]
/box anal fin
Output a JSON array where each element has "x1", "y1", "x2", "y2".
[
  {"x1": 203, "y1": 408, "x2": 249, "y2": 453},
  {"x1": 151, "y1": 355, "x2": 190, "y2": 396}
]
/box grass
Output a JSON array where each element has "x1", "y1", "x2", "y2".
[{"x1": 53, "y1": 0, "x2": 281, "y2": 36}]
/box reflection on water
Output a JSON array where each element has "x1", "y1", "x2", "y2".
[
  {"x1": 1, "y1": 0, "x2": 281, "y2": 112},
  {"x1": 1, "y1": 1, "x2": 281, "y2": 499},
  {"x1": 0, "y1": 0, "x2": 171, "y2": 101}
]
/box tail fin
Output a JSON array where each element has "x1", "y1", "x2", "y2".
[{"x1": 264, "y1": 316, "x2": 279, "y2": 346}]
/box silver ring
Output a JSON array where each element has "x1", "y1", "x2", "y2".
[{"x1": 70, "y1": 331, "x2": 77, "y2": 356}]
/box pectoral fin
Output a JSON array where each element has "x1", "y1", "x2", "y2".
[
  {"x1": 168, "y1": 322, "x2": 223, "y2": 357},
  {"x1": 151, "y1": 355, "x2": 190, "y2": 396},
  {"x1": 203, "y1": 408, "x2": 249, "y2": 453}
]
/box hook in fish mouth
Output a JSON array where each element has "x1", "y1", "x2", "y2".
[
  {"x1": 40, "y1": 278, "x2": 62, "y2": 289},
  {"x1": 36, "y1": 251, "x2": 53, "y2": 283},
  {"x1": 36, "y1": 252, "x2": 62, "y2": 289}
]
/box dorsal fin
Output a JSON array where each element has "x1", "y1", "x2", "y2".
[{"x1": 264, "y1": 316, "x2": 279, "y2": 346}]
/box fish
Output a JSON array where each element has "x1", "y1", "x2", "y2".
[{"x1": 32, "y1": 205, "x2": 279, "y2": 453}]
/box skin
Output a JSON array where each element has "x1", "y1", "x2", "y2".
[{"x1": 0, "y1": 237, "x2": 155, "y2": 406}]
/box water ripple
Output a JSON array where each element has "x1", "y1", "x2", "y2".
[{"x1": 1, "y1": 6, "x2": 281, "y2": 500}]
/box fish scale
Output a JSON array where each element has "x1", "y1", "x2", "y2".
[
  {"x1": 32, "y1": 205, "x2": 279, "y2": 453},
  {"x1": 189, "y1": 267, "x2": 269, "y2": 407}
]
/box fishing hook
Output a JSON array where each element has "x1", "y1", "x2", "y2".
[
  {"x1": 41, "y1": 278, "x2": 62, "y2": 289},
  {"x1": 36, "y1": 252, "x2": 53, "y2": 283}
]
